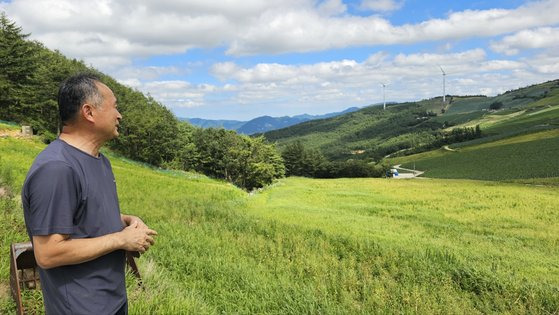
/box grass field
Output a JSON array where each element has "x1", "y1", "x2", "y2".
[{"x1": 1, "y1": 127, "x2": 558, "y2": 314}]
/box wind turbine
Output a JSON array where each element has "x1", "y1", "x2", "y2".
[
  {"x1": 381, "y1": 83, "x2": 387, "y2": 110},
  {"x1": 439, "y1": 65, "x2": 446, "y2": 105}
]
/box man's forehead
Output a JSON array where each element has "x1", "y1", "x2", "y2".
[
  {"x1": 95, "y1": 81, "x2": 116, "y2": 100},
  {"x1": 95, "y1": 81, "x2": 110, "y2": 92}
]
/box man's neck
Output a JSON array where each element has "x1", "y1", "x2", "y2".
[{"x1": 59, "y1": 129, "x2": 104, "y2": 157}]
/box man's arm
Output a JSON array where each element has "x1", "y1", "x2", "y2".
[{"x1": 33, "y1": 221, "x2": 157, "y2": 269}]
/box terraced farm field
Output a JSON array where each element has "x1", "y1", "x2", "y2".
[{"x1": 1, "y1": 129, "x2": 558, "y2": 314}]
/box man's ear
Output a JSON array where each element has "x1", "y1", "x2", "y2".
[{"x1": 81, "y1": 104, "x2": 95, "y2": 123}]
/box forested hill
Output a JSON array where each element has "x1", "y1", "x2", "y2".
[
  {"x1": 0, "y1": 12, "x2": 284, "y2": 190},
  {"x1": 263, "y1": 79, "x2": 559, "y2": 161}
]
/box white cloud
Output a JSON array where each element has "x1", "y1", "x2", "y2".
[
  {"x1": 113, "y1": 66, "x2": 181, "y2": 81},
  {"x1": 527, "y1": 50, "x2": 559, "y2": 74},
  {"x1": 2, "y1": 0, "x2": 557, "y2": 119},
  {"x1": 134, "y1": 80, "x2": 218, "y2": 108},
  {"x1": 480, "y1": 60, "x2": 526, "y2": 71},
  {"x1": 393, "y1": 49, "x2": 486, "y2": 66},
  {"x1": 2, "y1": 0, "x2": 559, "y2": 62},
  {"x1": 318, "y1": 0, "x2": 347, "y2": 16},
  {"x1": 360, "y1": 0, "x2": 404, "y2": 12},
  {"x1": 173, "y1": 48, "x2": 554, "y2": 118},
  {"x1": 491, "y1": 27, "x2": 559, "y2": 55},
  {"x1": 226, "y1": 0, "x2": 559, "y2": 55},
  {"x1": 117, "y1": 78, "x2": 141, "y2": 89}
]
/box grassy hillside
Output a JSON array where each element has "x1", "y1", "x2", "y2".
[
  {"x1": 264, "y1": 100, "x2": 445, "y2": 160},
  {"x1": 1, "y1": 127, "x2": 558, "y2": 314},
  {"x1": 446, "y1": 80, "x2": 559, "y2": 114},
  {"x1": 390, "y1": 129, "x2": 559, "y2": 180},
  {"x1": 263, "y1": 80, "x2": 559, "y2": 162}
]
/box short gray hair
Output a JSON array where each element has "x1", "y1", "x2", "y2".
[{"x1": 58, "y1": 73, "x2": 104, "y2": 125}]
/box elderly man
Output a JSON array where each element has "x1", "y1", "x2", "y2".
[{"x1": 22, "y1": 74, "x2": 157, "y2": 314}]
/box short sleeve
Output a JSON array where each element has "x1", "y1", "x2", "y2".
[{"x1": 25, "y1": 161, "x2": 80, "y2": 236}]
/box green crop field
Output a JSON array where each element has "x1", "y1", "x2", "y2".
[
  {"x1": 393, "y1": 129, "x2": 559, "y2": 181},
  {"x1": 1, "y1": 128, "x2": 558, "y2": 314},
  {"x1": 483, "y1": 105, "x2": 559, "y2": 136}
]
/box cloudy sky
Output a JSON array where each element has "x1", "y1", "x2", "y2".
[{"x1": 1, "y1": 0, "x2": 558, "y2": 120}]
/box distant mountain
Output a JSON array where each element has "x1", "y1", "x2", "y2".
[
  {"x1": 182, "y1": 107, "x2": 361, "y2": 135},
  {"x1": 292, "y1": 107, "x2": 361, "y2": 121},
  {"x1": 237, "y1": 115, "x2": 307, "y2": 135},
  {"x1": 181, "y1": 118, "x2": 246, "y2": 130}
]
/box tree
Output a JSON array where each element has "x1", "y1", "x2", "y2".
[
  {"x1": 489, "y1": 101, "x2": 503, "y2": 110},
  {"x1": 108, "y1": 88, "x2": 181, "y2": 167},
  {"x1": 193, "y1": 128, "x2": 284, "y2": 190},
  {"x1": 0, "y1": 12, "x2": 40, "y2": 127},
  {"x1": 282, "y1": 141, "x2": 306, "y2": 176},
  {"x1": 238, "y1": 136, "x2": 284, "y2": 189},
  {"x1": 162, "y1": 122, "x2": 199, "y2": 171}
]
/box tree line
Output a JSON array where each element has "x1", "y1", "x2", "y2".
[{"x1": 282, "y1": 141, "x2": 389, "y2": 178}]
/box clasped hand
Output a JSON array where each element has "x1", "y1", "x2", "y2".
[{"x1": 120, "y1": 221, "x2": 158, "y2": 254}]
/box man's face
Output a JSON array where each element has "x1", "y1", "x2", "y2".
[{"x1": 93, "y1": 82, "x2": 122, "y2": 140}]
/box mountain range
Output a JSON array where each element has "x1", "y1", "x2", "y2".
[{"x1": 182, "y1": 107, "x2": 360, "y2": 134}]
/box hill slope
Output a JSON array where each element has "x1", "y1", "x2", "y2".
[
  {"x1": 388, "y1": 129, "x2": 559, "y2": 180},
  {"x1": 263, "y1": 80, "x2": 559, "y2": 161},
  {"x1": 1, "y1": 126, "x2": 558, "y2": 314}
]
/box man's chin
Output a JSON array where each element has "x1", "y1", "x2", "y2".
[{"x1": 106, "y1": 131, "x2": 119, "y2": 140}]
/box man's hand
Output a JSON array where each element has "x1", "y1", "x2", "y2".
[
  {"x1": 117, "y1": 221, "x2": 157, "y2": 253},
  {"x1": 121, "y1": 214, "x2": 149, "y2": 229}
]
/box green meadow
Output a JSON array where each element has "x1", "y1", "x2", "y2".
[{"x1": 1, "y1": 130, "x2": 558, "y2": 314}]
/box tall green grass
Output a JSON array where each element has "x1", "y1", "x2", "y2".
[{"x1": 1, "y1": 132, "x2": 558, "y2": 314}]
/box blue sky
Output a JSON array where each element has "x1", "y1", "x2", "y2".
[{"x1": 1, "y1": 0, "x2": 558, "y2": 120}]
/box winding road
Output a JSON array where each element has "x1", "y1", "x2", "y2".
[{"x1": 392, "y1": 164, "x2": 425, "y2": 178}]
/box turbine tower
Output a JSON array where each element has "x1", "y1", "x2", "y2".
[
  {"x1": 381, "y1": 83, "x2": 387, "y2": 110},
  {"x1": 439, "y1": 65, "x2": 446, "y2": 104}
]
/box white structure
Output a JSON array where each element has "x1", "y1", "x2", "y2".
[
  {"x1": 439, "y1": 66, "x2": 446, "y2": 104},
  {"x1": 381, "y1": 83, "x2": 387, "y2": 110},
  {"x1": 21, "y1": 126, "x2": 33, "y2": 137}
]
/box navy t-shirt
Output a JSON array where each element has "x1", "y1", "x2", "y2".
[{"x1": 22, "y1": 139, "x2": 126, "y2": 315}]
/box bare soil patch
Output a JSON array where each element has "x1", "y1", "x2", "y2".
[{"x1": 0, "y1": 129, "x2": 28, "y2": 139}]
